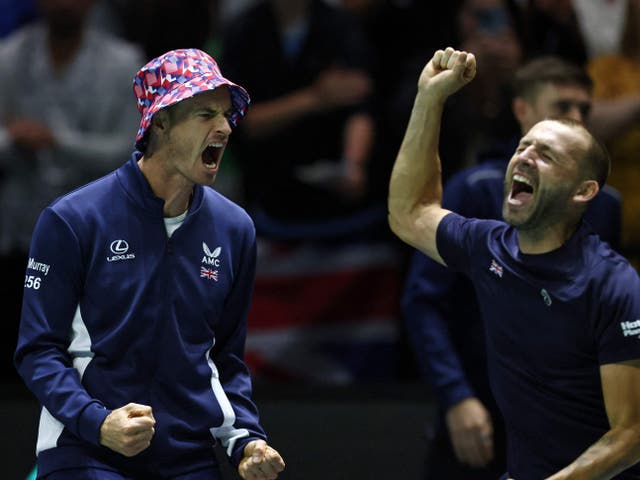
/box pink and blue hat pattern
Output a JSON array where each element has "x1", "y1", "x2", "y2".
[{"x1": 132, "y1": 48, "x2": 250, "y2": 151}]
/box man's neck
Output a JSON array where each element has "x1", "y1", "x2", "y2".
[
  {"x1": 517, "y1": 221, "x2": 580, "y2": 254},
  {"x1": 138, "y1": 157, "x2": 194, "y2": 218},
  {"x1": 47, "y1": 27, "x2": 84, "y2": 72}
]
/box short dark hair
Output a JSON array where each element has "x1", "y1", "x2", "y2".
[
  {"x1": 551, "y1": 118, "x2": 610, "y2": 189},
  {"x1": 512, "y1": 56, "x2": 593, "y2": 102}
]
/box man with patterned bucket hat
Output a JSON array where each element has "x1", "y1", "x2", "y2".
[{"x1": 15, "y1": 49, "x2": 285, "y2": 480}]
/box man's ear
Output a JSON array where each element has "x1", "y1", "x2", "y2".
[
  {"x1": 573, "y1": 179, "x2": 599, "y2": 204},
  {"x1": 152, "y1": 110, "x2": 170, "y2": 133},
  {"x1": 512, "y1": 97, "x2": 528, "y2": 127}
]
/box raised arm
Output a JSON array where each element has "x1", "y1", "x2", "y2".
[
  {"x1": 545, "y1": 359, "x2": 640, "y2": 480},
  {"x1": 388, "y1": 48, "x2": 476, "y2": 264}
]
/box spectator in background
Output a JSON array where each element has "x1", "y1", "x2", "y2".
[
  {"x1": 220, "y1": 0, "x2": 405, "y2": 385},
  {"x1": 339, "y1": 0, "x2": 459, "y2": 211},
  {"x1": 88, "y1": 0, "x2": 216, "y2": 60},
  {"x1": 402, "y1": 55, "x2": 622, "y2": 480},
  {"x1": 439, "y1": 0, "x2": 523, "y2": 179},
  {"x1": 573, "y1": 0, "x2": 628, "y2": 60},
  {"x1": 218, "y1": 0, "x2": 260, "y2": 30},
  {"x1": 222, "y1": 0, "x2": 376, "y2": 234},
  {"x1": 511, "y1": 0, "x2": 640, "y2": 266},
  {"x1": 0, "y1": 0, "x2": 38, "y2": 38},
  {"x1": 516, "y1": 0, "x2": 588, "y2": 66},
  {"x1": 582, "y1": 0, "x2": 640, "y2": 269},
  {"x1": 0, "y1": 0, "x2": 144, "y2": 384}
]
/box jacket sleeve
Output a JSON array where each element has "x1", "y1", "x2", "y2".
[
  {"x1": 210, "y1": 219, "x2": 266, "y2": 467},
  {"x1": 401, "y1": 250, "x2": 476, "y2": 410},
  {"x1": 14, "y1": 207, "x2": 110, "y2": 446}
]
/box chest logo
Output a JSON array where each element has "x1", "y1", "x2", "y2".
[
  {"x1": 202, "y1": 242, "x2": 221, "y2": 266},
  {"x1": 107, "y1": 239, "x2": 136, "y2": 262},
  {"x1": 489, "y1": 259, "x2": 503, "y2": 278},
  {"x1": 200, "y1": 266, "x2": 219, "y2": 281},
  {"x1": 200, "y1": 242, "x2": 221, "y2": 282},
  {"x1": 540, "y1": 288, "x2": 553, "y2": 306}
]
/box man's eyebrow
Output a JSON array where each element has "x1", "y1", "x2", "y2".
[
  {"x1": 518, "y1": 138, "x2": 553, "y2": 153},
  {"x1": 194, "y1": 106, "x2": 233, "y2": 116},
  {"x1": 196, "y1": 107, "x2": 219, "y2": 114}
]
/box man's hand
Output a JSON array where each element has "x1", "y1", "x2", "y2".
[
  {"x1": 311, "y1": 67, "x2": 372, "y2": 109},
  {"x1": 417, "y1": 47, "x2": 476, "y2": 99},
  {"x1": 7, "y1": 118, "x2": 56, "y2": 151},
  {"x1": 446, "y1": 397, "x2": 495, "y2": 468},
  {"x1": 99, "y1": 403, "x2": 155, "y2": 457},
  {"x1": 238, "y1": 439, "x2": 285, "y2": 480}
]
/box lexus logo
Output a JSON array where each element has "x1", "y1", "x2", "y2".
[{"x1": 110, "y1": 240, "x2": 129, "y2": 255}]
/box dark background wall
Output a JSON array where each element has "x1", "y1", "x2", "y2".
[{"x1": 2, "y1": 383, "x2": 436, "y2": 480}]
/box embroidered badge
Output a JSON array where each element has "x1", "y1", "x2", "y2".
[
  {"x1": 200, "y1": 266, "x2": 219, "y2": 281},
  {"x1": 489, "y1": 259, "x2": 503, "y2": 278},
  {"x1": 540, "y1": 288, "x2": 552, "y2": 306}
]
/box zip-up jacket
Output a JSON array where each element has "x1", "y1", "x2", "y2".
[{"x1": 15, "y1": 153, "x2": 266, "y2": 477}]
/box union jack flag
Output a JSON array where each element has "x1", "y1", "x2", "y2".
[
  {"x1": 489, "y1": 259, "x2": 503, "y2": 278},
  {"x1": 244, "y1": 238, "x2": 404, "y2": 384},
  {"x1": 200, "y1": 266, "x2": 218, "y2": 281}
]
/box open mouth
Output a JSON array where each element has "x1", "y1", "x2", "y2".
[
  {"x1": 202, "y1": 143, "x2": 223, "y2": 169},
  {"x1": 509, "y1": 174, "x2": 534, "y2": 205}
]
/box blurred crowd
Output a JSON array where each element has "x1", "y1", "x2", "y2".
[
  {"x1": 4, "y1": 1, "x2": 640, "y2": 479},
  {"x1": 2, "y1": 0, "x2": 639, "y2": 389}
]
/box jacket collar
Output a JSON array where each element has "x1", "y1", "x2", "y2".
[{"x1": 116, "y1": 151, "x2": 204, "y2": 216}]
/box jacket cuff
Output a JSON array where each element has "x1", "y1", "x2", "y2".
[
  {"x1": 77, "y1": 401, "x2": 111, "y2": 446},
  {"x1": 438, "y1": 382, "x2": 475, "y2": 411},
  {"x1": 230, "y1": 436, "x2": 262, "y2": 468}
]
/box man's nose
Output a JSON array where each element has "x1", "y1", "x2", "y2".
[
  {"x1": 215, "y1": 117, "x2": 232, "y2": 135},
  {"x1": 517, "y1": 145, "x2": 536, "y2": 162},
  {"x1": 567, "y1": 104, "x2": 584, "y2": 122}
]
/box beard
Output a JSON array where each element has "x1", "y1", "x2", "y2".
[{"x1": 503, "y1": 186, "x2": 572, "y2": 232}]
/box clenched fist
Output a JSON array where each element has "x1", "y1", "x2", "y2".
[
  {"x1": 99, "y1": 403, "x2": 156, "y2": 457},
  {"x1": 238, "y1": 439, "x2": 285, "y2": 480},
  {"x1": 418, "y1": 47, "x2": 477, "y2": 98}
]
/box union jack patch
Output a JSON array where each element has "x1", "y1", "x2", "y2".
[
  {"x1": 200, "y1": 266, "x2": 219, "y2": 281},
  {"x1": 489, "y1": 259, "x2": 503, "y2": 278}
]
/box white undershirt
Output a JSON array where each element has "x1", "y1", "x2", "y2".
[
  {"x1": 573, "y1": 0, "x2": 627, "y2": 58},
  {"x1": 164, "y1": 210, "x2": 188, "y2": 238}
]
